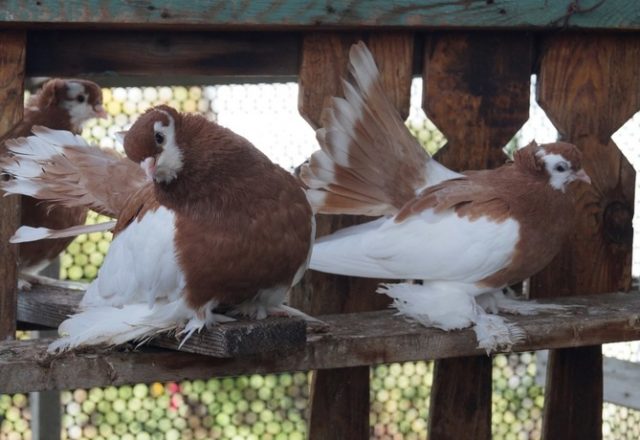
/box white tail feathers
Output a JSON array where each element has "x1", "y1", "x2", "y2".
[
  {"x1": 10, "y1": 221, "x2": 116, "y2": 243},
  {"x1": 299, "y1": 41, "x2": 462, "y2": 216}
]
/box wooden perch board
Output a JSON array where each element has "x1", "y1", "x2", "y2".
[
  {"x1": 4, "y1": 287, "x2": 640, "y2": 393},
  {"x1": 17, "y1": 285, "x2": 306, "y2": 358}
]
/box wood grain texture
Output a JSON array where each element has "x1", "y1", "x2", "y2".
[
  {"x1": 0, "y1": 31, "x2": 25, "y2": 340},
  {"x1": 425, "y1": 32, "x2": 532, "y2": 171},
  {"x1": 542, "y1": 346, "x2": 603, "y2": 438},
  {"x1": 0, "y1": 1, "x2": 638, "y2": 30},
  {"x1": 423, "y1": 32, "x2": 532, "y2": 440},
  {"x1": 296, "y1": 32, "x2": 413, "y2": 440},
  {"x1": 5, "y1": 290, "x2": 640, "y2": 393},
  {"x1": 531, "y1": 33, "x2": 640, "y2": 440},
  {"x1": 27, "y1": 31, "x2": 300, "y2": 79},
  {"x1": 17, "y1": 286, "x2": 306, "y2": 358},
  {"x1": 429, "y1": 356, "x2": 492, "y2": 440},
  {"x1": 298, "y1": 32, "x2": 413, "y2": 129}
]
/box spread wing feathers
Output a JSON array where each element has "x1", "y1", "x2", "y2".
[
  {"x1": 1, "y1": 126, "x2": 147, "y2": 218},
  {"x1": 299, "y1": 41, "x2": 462, "y2": 216},
  {"x1": 310, "y1": 209, "x2": 520, "y2": 282},
  {"x1": 10, "y1": 221, "x2": 116, "y2": 243}
]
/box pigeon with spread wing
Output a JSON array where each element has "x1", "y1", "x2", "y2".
[
  {"x1": 299, "y1": 42, "x2": 590, "y2": 352},
  {"x1": 2, "y1": 105, "x2": 315, "y2": 351}
]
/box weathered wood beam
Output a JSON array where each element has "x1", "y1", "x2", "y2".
[
  {"x1": 0, "y1": 1, "x2": 637, "y2": 31},
  {"x1": 423, "y1": 31, "x2": 532, "y2": 440},
  {"x1": 26, "y1": 31, "x2": 301, "y2": 80},
  {"x1": 17, "y1": 286, "x2": 306, "y2": 358},
  {"x1": 0, "y1": 31, "x2": 25, "y2": 340},
  {"x1": 294, "y1": 32, "x2": 414, "y2": 440},
  {"x1": 532, "y1": 33, "x2": 639, "y2": 440},
  {"x1": 3, "y1": 291, "x2": 640, "y2": 393}
]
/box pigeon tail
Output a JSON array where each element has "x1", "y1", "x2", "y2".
[
  {"x1": 0, "y1": 126, "x2": 147, "y2": 218},
  {"x1": 10, "y1": 221, "x2": 115, "y2": 244},
  {"x1": 47, "y1": 297, "x2": 218, "y2": 352},
  {"x1": 299, "y1": 41, "x2": 462, "y2": 216}
]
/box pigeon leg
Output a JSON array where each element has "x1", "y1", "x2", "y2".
[
  {"x1": 479, "y1": 289, "x2": 576, "y2": 316},
  {"x1": 267, "y1": 304, "x2": 329, "y2": 332},
  {"x1": 472, "y1": 305, "x2": 526, "y2": 354}
]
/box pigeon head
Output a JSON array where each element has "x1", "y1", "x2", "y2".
[
  {"x1": 515, "y1": 141, "x2": 591, "y2": 192},
  {"x1": 37, "y1": 79, "x2": 107, "y2": 130},
  {"x1": 123, "y1": 105, "x2": 185, "y2": 185}
]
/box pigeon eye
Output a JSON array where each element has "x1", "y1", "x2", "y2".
[
  {"x1": 554, "y1": 162, "x2": 568, "y2": 172},
  {"x1": 154, "y1": 132, "x2": 165, "y2": 145},
  {"x1": 76, "y1": 95, "x2": 85, "y2": 103}
]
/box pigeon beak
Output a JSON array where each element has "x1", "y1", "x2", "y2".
[
  {"x1": 575, "y1": 169, "x2": 591, "y2": 185},
  {"x1": 94, "y1": 104, "x2": 108, "y2": 119},
  {"x1": 141, "y1": 157, "x2": 157, "y2": 182}
]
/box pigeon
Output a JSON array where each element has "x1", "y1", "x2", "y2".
[
  {"x1": 1, "y1": 78, "x2": 106, "y2": 280},
  {"x1": 1, "y1": 105, "x2": 315, "y2": 351},
  {"x1": 299, "y1": 42, "x2": 591, "y2": 352}
]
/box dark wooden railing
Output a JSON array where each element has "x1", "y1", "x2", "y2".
[{"x1": 1, "y1": 2, "x2": 639, "y2": 439}]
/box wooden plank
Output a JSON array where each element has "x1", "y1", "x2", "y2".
[
  {"x1": 543, "y1": 347, "x2": 603, "y2": 438},
  {"x1": 26, "y1": 30, "x2": 300, "y2": 79},
  {"x1": 429, "y1": 356, "x2": 492, "y2": 439},
  {"x1": 295, "y1": 32, "x2": 413, "y2": 440},
  {"x1": 30, "y1": 330, "x2": 62, "y2": 440},
  {"x1": 0, "y1": 31, "x2": 26, "y2": 340},
  {"x1": 423, "y1": 32, "x2": 532, "y2": 440},
  {"x1": 532, "y1": 33, "x2": 640, "y2": 440},
  {"x1": 3, "y1": 291, "x2": 640, "y2": 393},
  {"x1": 17, "y1": 286, "x2": 306, "y2": 358},
  {"x1": 0, "y1": 1, "x2": 638, "y2": 30},
  {"x1": 427, "y1": 32, "x2": 533, "y2": 170}
]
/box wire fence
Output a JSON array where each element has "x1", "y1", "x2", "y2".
[{"x1": 3, "y1": 77, "x2": 640, "y2": 440}]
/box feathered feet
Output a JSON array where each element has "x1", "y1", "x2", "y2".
[{"x1": 377, "y1": 283, "x2": 570, "y2": 353}]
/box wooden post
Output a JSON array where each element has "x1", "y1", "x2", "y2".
[
  {"x1": 0, "y1": 31, "x2": 26, "y2": 340},
  {"x1": 30, "y1": 330, "x2": 62, "y2": 440},
  {"x1": 423, "y1": 32, "x2": 533, "y2": 439},
  {"x1": 293, "y1": 32, "x2": 413, "y2": 439},
  {"x1": 531, "y1": 33, "x2": 639, "y2": 440}
]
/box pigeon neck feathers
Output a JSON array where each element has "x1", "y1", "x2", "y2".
[{"x1": 124, "y1": 106, "x2": 279, "y2": 215}]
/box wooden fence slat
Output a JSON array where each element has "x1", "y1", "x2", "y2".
[
  {"x1": 532, "y1": 33, "x2": 639, "y2": 440},
  {"x1": 429, "y1": 356, "x2": 492, "y2": 439},
  {"x1": 423, "y1": 32, "x2": 532, "y2": 439},
  {"x1": 0, "y1": 31, "x2": 26, "y2": 340},
  {"x1": 27, "y1": 31, "x2": 300, "y2": 80},
  {"x1": 294, "y1": 31, "x2": 414, "y2": 440}
]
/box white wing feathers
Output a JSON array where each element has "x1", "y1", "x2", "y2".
[
  {"x1": 310, "y1": 210, "x2": 520, "y2": 282},
  {"x1": 1, "y1": 126, "x2": 146, "y2": 218}
]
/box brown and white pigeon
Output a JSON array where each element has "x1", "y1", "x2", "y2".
[
  {"x1": 1, "y1": 105, "x2": 315, "y2": 351},
  {"x1": 1, "y1": 78, "x2": 106, "y2": 279},
  {"x1": 299, "y1": 42, "x2": 591, "y2": 352}
]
